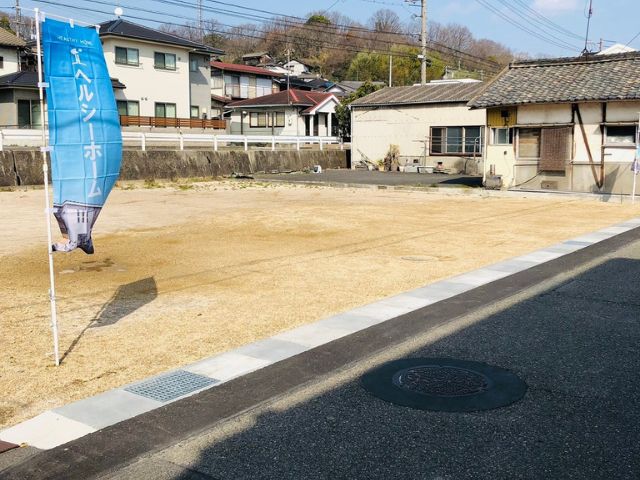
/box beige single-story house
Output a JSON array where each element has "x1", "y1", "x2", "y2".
[
  {"x1": 350, "y1": 80, "x2": 486, "y2": 173},
  {"x1": 468, "y1": 52, "x2": 640, "y2": 194},
  {"x1": 227, "y1": 89, "x2": 339, "y2": 136}
]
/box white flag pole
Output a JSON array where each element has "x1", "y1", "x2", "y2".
[
  {"x1": 35, "y1": 8, "x2": 60, "y2": 366},
  {"x1": 634, "y1": 113, "x2": 639, "y2": 205}
]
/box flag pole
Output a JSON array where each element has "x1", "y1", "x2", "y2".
[
  {"x1": 634, "y1": 112, "x2": 639, "y2": 205},
  {"x1": 35, "y1": 8, "x2": 60, "y2": 366}
]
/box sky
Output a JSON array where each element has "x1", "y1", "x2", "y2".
[{"x1": 6, "y1": 0, "x2": 640, "y2": 58}]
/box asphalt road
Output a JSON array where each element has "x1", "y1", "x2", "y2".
[
  {"x1": 3, "y1": 228, "x2": 640, "y2": 480},
  {"x1": 253, "y1": 169, "x2": 483, "y2": 188}
]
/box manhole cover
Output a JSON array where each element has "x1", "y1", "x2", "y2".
[{"x1": 362, "y1": 358, "x2": 526, "y2": 412}]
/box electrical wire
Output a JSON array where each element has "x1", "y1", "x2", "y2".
[
  {"x1": 27, "y1": 0, "x2": 502, "y2": 72},
  {"x1": 510, "y1": 0, "x2": 583, "y2": 41},
  {"x1": 473, "y1": 0, "x2": 580, "y2": 52}
]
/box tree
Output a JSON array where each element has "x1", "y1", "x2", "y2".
[
  {"x1": 335, "y1": 81, "x2": 383, "y2": 140},
  {"x1": 0, "y1": 15, "x2": 14, "y2": 34}
]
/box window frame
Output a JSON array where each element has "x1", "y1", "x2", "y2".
[
  {"x1": 190, "y1": 105, "x2": 200, "y2": 119},
  {"x1": 115, "y1": 46, "x2": 139, "y2": 66},
  {"x1": 249, "y1": 111, "x2": 267, "y2": 128},
  {"x1": 117, "y1": 100, "x2": 140, "y2": 116},
  {"x1": 517, "y1": 128, "x2": 542, "y2": 159},
  {"x1": 154, "y1": 52, "x2": 177, "y2": 71},
  {"x1": 155, "y1": 102, "x2": 177, "y2": 118},
  {"x1": 605, "y1": 125, "x2": 637, "y2": 146},
  {"x1": 0, "y1": 56, "x2": 4, "y2": 69},
  {"x1": 491, "y1": 127, "x2": 514, "y2": 145},
  {"x1": 429, "y1": 126, "x2": 484, "y2": 155},
  {"x1": 189, "y1": 58, "x2": 199, "y2": 72}
]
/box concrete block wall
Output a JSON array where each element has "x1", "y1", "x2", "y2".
[{"x1": 0, "y1": 149, "x2": 348, "y2": 187}]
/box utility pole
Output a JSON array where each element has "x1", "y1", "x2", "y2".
[
  {"x1": 420, "y1": 0, "x2": 427, "y2": 85},
  {"x1": 15, "y1": 0, "x2": 22, "y2": 39},
  {"x1": 197, "y1": 0, "x2": 203, "y2": 43},
  {"x1": 388, "y1": 54, "x2": 393, "y2": 87},
  {"x1": 582, "y1": 0, "x2": 593, "y2": 55}
]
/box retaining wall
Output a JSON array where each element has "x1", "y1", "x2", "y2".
[{"x1": 0, "y1": 149, "x2": 348, "y2": 186}]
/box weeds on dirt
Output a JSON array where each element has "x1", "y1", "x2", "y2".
[{"x1": 144, "y1": 179, "x2": 162, "y2": 189}]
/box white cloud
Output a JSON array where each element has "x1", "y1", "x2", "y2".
[{"x1": 532, "y1": 0, "x2": 579, "y2": 13}]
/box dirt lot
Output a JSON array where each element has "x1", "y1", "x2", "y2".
[{"x1": 1, "y1": 180, "x2": 638, "y2": 429}]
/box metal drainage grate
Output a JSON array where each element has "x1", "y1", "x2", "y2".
[
  {"x1": 125, "y1": 370, "x2": 217, "y2": 403},
  {"x1": 362, "y1": 358, "x2": 526, "y2": 412}
]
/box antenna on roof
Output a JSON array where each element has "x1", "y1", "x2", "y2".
[{"x1": 582, "y1": 0, "x2": 594, "y2": 55}]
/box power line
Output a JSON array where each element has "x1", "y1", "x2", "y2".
[
  {"x1": 510, "y1": 0, "x2": 583, "y2": 41},
  {"x1": 27, "y1": 0, "x2": 501, "y2": 73},
  {"x1": 473, "y1": 0, "x2": 580, "y2": 52},
  {"x1": 150, "y1": 0, "x2": 501, "y2": 67}
]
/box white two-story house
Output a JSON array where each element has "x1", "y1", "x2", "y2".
[{"x1": 99, "y1": 19, "x2": 224, "y2": 122}]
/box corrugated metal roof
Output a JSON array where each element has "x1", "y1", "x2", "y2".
[
  {"x1": 468, "y1": 52, "x2": 640, "y2": 109},
  {"x1": 350, "y1": 82, "x2": 484, "y2": 107}
]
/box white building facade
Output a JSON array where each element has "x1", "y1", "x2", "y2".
[
  {"x1": 99, "y1": 19, "x2": 223, "y2": 120},
  {"x1": 350, "y1": 80, "x2": 486, "y2": 173}
]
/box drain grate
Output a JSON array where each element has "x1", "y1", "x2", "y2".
[
  {"x1": 125, "y1": 370, "x2": 217, "y2": 403},
  {"x1": 362, "y1": 358, "x2": 526, "y2": 412}
]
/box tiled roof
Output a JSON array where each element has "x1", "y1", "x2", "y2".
[
  {"x1": 211, "y1": 61, "x2": 282, "y2": 77},
  {"x1": 0, "y1": 28, "x2": 25, "y2": 47},
  {"x1": 99, "y1": 19, "x2": 224, "y2": 55},
  {"x1": 227, "y1": 89, "x2": 335, "y2": 108},
  {"x1": 350, "y1": 81, "x2": 484, "y2": 107},
  {"x1": 468, "y1": 52, "x2": 640, "y2": 109},
  {"x1": 0, "y1": 71, "x2": 126, "y2": 89}
]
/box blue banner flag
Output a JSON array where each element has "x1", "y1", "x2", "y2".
[{"x1": 42, "y1": 18, "x2": 122, "y2": 254}]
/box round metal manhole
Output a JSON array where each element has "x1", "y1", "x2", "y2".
[{"x1": 361, "y1": 358, "x2": 527, "y2": 412}]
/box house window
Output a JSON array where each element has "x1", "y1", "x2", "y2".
[
  {"x1": 190, "y1": 106, "x2": 200, "y2": 118},
  {"x1": 190, "y1": 59, "x2": 199, "y2": 72},
  {"x1": 0, "y1": 56, "x2": 4, "y2": 68},
  {"x1": 491, "y1": 127, "x2": 514, "y2": 145},
  {"x1": 273, "y1": 112, "x2": 285, "y2": 127},
  {"x1": 430, "y1": 126, "x2": 484, "y2": 155},
  {"x1": 518, "y1": 128, "x2": 541, "y2": 158},
  {"x1": 155, "y1": 102, "x2": 177, "y2": 118},
  {"x1": 212, "y1": 71, "x2": 223, "y2": 88},
  {"x1": 117, "y1": 100, "x2": 140, "y2": 116},
  {"x1": 115, "y1": 47, "x2": 139, "y2": 66},
  {"x1": 605, "y1": 125, "x2": 636, "y2": 144},
  {"x1": 154, "y1": 52, "x2": 176, "y2": 70},
  {"x1": 250, "y1": 112, "x2": 267, "y2": 127},
  {"x1": 17, "y1": 99, "x2": 42, "y2": 128}
]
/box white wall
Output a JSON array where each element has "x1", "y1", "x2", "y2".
[
  {"x1": 485, "y1": 101, "x2": 640, "y2": 193},
  {"x1": 0, "y1": 46, "x2": 19, "y2": 76},
  {"x1": 228, "y1": 107, "x2": 305, "y2": 136},
  {"x1": 351, "y1": 103, "x2": 486, "y2": 169},
  {"x1": 102, "y1": 37, "x2": 191, "y2": 118},
  {"x1": 189, "y1": 53, "x2": 212, "y2": 118}
]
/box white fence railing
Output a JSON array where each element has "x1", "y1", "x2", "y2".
[{"x1": 0, "y1": 129, "x2": 347, "y2": 152}]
